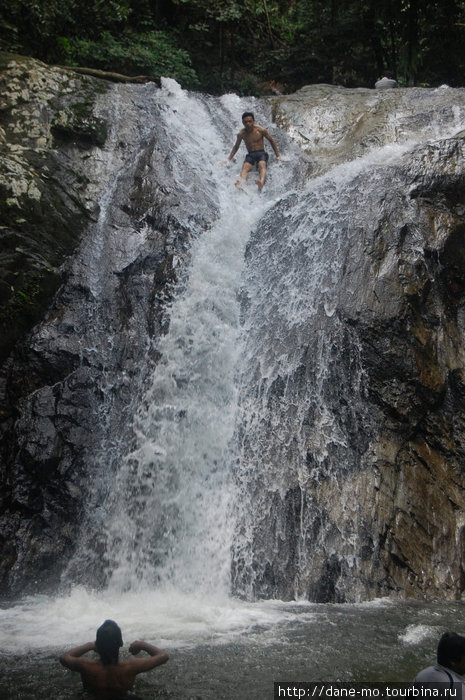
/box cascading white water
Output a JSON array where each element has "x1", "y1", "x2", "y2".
[
  {"x1": 0, "y1": 83, "x2": 305, "y2": 661},
  {"x1": 104, "y1": 182, "x2": 259, "y2": 594},
  {"x1": 85, "y1": 81, "x2": 298, "y2": 596},
  {"x1": 62, "y1": 80, "x2": 465, "y2": 604},
  {"x1": 230, "y1": 89, "x2": 465, "y2": 602}
]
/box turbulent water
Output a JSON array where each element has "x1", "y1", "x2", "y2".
[{"x1": 2, "y1": 78, "x2": 465, "y2": 698}]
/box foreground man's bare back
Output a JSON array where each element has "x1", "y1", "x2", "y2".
[
  {"x1": 77, "y1": 657, "x2": 145, "y2": 697},
  {"x1": 59, "y1": 638, "x2": 169, "y2": 699}
]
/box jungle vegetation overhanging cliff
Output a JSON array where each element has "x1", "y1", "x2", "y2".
[{"x1": 1, "y1": 0, "x2": 465, "y2": 95}]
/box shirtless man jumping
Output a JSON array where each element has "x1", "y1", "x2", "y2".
[
  {"x1": 59, "y1": 619, "x2": 169, "y2": 699},
  {"x1": 228, "y1": 111, "x2": 280, "y2": 190}
]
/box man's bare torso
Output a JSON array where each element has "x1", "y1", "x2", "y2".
[{"x1": 239, "y1": 125, "x2": 269, "y2": 152}]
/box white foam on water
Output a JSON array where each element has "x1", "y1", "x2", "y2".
[
  {"x1": 399, "y1": 624, "x2": 437, "y2": 645},
  {"x1": 0, "y1": 587, "x2": 317, "y2": 652}
]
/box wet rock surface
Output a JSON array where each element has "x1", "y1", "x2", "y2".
[
  {"x1": 233, "y1": 87, "x2": 465, "y2": 602},
  {"x1": 0, "y1": 55, "x2": 202, "y2": 595},
  {"x1": 0, "y1": 53, "x2": 109, "y2": 364},
  {"x1": 0, "y1": 53, "x2": 110, "y2": 594}
]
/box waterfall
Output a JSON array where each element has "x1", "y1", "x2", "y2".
[
  {"x1": 60, "y1": 81, "x2": 465, "y2": 604},
  {"x1": 103, "y1": 160, "x2": 263, "y2": 594},
  {"x1": 4, "y1": 68, "x2": 465, "y2": 611},
  {"x1": 230, "y1": 87, "x2": 465, "y2": 602},
  {"x1": 231, "y1": 161, "x2": 382, "y2": 601},
  {"x1": 63, "y1": 79, "x2": 301, "y2": 597}
]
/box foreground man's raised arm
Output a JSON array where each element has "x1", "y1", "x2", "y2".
[
  {"x1": 59, "y1": 641, "x2": 96, "y2": 671},
  {"x1": 128, "y1": 640, "x2": 169, "y2": 672}
]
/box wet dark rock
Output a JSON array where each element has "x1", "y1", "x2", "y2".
[
  {"x1": 233, "y1": 86, "x2": 465, "y2": 602},
  {"x1": 0, "y1": 54, "x2": 201, "y2": 596},
  {"x1": 0, "y1": 53, "x2": 108, "y2": 363}
]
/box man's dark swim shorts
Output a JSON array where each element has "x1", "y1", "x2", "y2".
[{"x1": 244, "y1": 150, "x2": 269, "y2": 166}]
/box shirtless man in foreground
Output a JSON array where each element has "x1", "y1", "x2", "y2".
[
  {"x1": 59, "y1": 619, "x2": 169, "y2": 699},
  {"x1": 228, "y1": 111, "x2": 280, "y2": 190}
]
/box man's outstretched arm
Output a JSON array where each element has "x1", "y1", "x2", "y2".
[
  {"x1": 128, "y1": 640, "x2": 169, "y2": 673},
  {"x1": 265, "y1": 130, "x2": 280, "y2": 158},
  {"x1": 228, "y1": 134, "x2": 243, "y2": 160}
]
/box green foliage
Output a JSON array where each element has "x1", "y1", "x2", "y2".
[
  {"x1": 1, "y1": 0, "x2": 464, "y2": 92},
  {"x1": 0, "y1": 0, "x2": 132, "y2": 58},
  {"x1": 62, "y1": 30, "x2": 199, "y2": 88}
]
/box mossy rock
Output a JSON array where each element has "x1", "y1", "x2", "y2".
[
  {"x1": 0, "y1": 52, "x2": 109, "y2": 362},
  {"x1": 51, "y1": 102, "x2": 108, "y2": 147}
]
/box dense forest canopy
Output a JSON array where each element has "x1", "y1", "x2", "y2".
[{"x1": 1, "y1": 0, "x2": 465, "y2": 93}]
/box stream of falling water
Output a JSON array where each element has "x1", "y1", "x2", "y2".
[
  {"x1": 63, "y1": 80, "x2": 299, "y2": 598},
  {"x1": 103, "y1": 175, "x2": 270, "y2": 595}
]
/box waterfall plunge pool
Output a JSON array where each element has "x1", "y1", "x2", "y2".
[{"x1": 0, "y1": 590, "x2": 463, "y2": 699}]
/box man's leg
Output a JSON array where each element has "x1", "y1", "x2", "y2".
[
  {"x1": 235, "y1": 161, "x2": 252, "y2": 186},
  {"x1": 255, "y1": 160, "x2": 267, "y2": 189}
]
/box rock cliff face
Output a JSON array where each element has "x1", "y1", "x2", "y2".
[
  {"x1": 0, "y1": 55, "x2": 196, "y2": 595},
  {"x1": 0, "y1": 54, "x2": 110, "y2": 593},
  {"x1": 0, "y1": 53, "x2": 108, "y2": 362},
  {"x1": 231, "y1": 86, "x2": 465, "y2": 601},
  {"x1": 1, "y1": 55, "x2": 465, "y2": 602}
]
